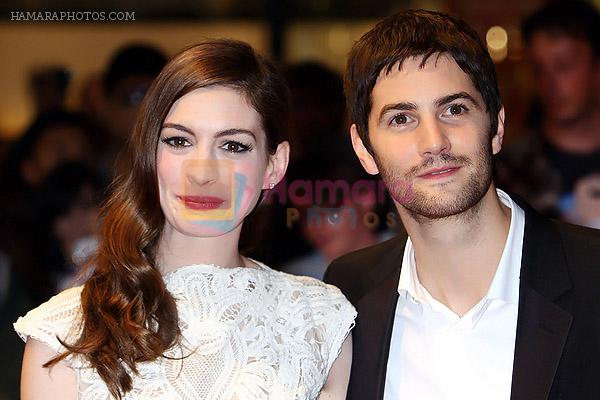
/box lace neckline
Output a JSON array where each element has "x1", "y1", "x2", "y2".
[{"x1": 162, "y1": 258, "x2": 269, "y2": 279}]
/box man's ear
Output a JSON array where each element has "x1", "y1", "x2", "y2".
[
  {"x1": 263, "y1": 141, "x2": 290, "y2": 189},
  {"x1": 350, "y1": 124, "x2": 379, "y2": 175},
  {"x1": 491, "y1": 107, "x2": 505, "y2": 155}
]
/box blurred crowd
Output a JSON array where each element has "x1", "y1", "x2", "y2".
[
  {"x1": 495, "y1": 1, "x2": 600, "y2": 226},
  {"x1": 0, "y1": 1, "x2": 598, "y2": 399}
]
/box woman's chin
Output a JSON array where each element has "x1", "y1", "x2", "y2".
[{"x1": 173, "y1": 218, "x2": 243, "y2": 238}]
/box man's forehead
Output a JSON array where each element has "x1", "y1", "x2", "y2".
[
  {"x1": 372, "y1": 55, "x2": 479, "y2": 101},
  {"x1": 375, "y1": 53, "x2": 461, "y2": 82}
]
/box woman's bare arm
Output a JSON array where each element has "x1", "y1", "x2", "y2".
[
  {"x1": 21, "y1": 339, "x2": 77, "y2": 400},
  {"x1": 318, "y1": 335, "x2": 353, "y2": 400}
]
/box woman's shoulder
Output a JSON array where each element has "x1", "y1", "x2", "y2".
[
  {"x1": 13, "y1": 286, "x2": 84, "y2": 356},
  {"x1": 257, "y1": 260, "x2": 355, "y2": 309},
  {"x1": 258, "y1": 261, "x2": 357, "y2": 373}
]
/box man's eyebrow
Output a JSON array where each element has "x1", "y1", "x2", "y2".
[
  {"x1": 161, "y1": 124, "x2": 256, "y2": 140},
  {"x1": 378, "y1": 102, "x2": 418, "y2": 123},
  {"x1": 434, "y1": 92, "x2": 481, "y2": 108}
]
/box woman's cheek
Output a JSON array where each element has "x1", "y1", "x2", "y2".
[
  {"x1": 231, "y1": 164, "x2": 262, "y2": 218},
  {"x1": 157, "y1": 153, "x2": 184, "y2": 214}
]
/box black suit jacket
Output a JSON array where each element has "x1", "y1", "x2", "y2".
[{"x1": 325, "y1": 203, "x2": 600, "y2": 400}]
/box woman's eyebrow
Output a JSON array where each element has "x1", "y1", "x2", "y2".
[
  {"x1": 162, "y1": 122, "x2": 195, "y2": 136},
  {"x1": 214, "y1": 129, "x2": 256, "y2": 141},
  {"x1": 161, "y1": 124, "x2": 256, "y2": 141}
]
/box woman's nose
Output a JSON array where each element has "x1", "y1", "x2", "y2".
[{"x1": 183, "y1": 159, "x2": 221, "y2": 187}]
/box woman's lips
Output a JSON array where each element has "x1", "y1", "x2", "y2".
[{"x1": 178, "y1": 195, "x2": 225, "y2": 210}]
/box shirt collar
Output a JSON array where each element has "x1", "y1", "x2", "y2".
[
  {"x1": 487, "y1": 189, "x2": 524, "y2": 304},
  {"x1": 397, "y1": 189, "x2": 525, "y2": 307}
]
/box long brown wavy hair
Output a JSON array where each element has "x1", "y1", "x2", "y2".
[{"x1": 45, "y1": 39, "x2": 289, "y2": 399}]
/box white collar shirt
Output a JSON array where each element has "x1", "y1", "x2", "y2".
[{"x1": 383, "y1": 189, "x2": 525, "y2": 400}]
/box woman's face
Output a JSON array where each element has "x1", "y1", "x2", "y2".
[{"x1": 156, "y1": 86, "x2": 283, "y2": 237}]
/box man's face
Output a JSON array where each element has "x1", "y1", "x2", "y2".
[
  {"x1": 351, "y1": 54, "x2": 503, "y2": 221},
  {"x1": 528, "y1": 32, "x2": 599, "y2": 124}
]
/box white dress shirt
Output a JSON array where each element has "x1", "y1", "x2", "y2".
[{"x1": 384, "y1": 189, "x2": 525, "y2": 400}]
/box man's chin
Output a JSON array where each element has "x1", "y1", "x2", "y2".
[
  {"x1": 399, "y1": 183, "x2": 490, "y2": 220},
  {"x1": 401, "y1": 204, "x2": 466, "y2": 221}
]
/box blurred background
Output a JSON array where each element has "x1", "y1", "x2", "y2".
[
  {"x1": 0, "y1": 1, "x2": 599, "y2": 398},
  {"x1": 0, "y1": 0, "x2": 597, "y2": 141}
]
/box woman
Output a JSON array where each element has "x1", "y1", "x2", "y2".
[{"x1": 15, "y1": 39, "x2": 356, "y2": 400}]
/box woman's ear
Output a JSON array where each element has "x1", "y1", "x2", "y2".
[
  {"x1": 263, "y1": 141, "x2": 290, "y2": 189},
  {"x1": 492, "y1": 107, "x2": 505, "y2": 155},
  {"x1": 350, "y1": 124, "x2": 379, "y2": 175}
]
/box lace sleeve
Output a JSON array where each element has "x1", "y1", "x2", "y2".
[
  {"x1": 13, "y1": 286, "x2": 83, "y2": 360},
  {"x1": 321, "y1": 283, "x2": 357, "y2": 374}
]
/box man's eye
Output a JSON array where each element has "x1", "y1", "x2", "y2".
[
  {"x1": 222, "y1": 141, "x2": 252, "y2": 153},
  {"x1": 390, "y1": 114, "x2": 409, "y2": 126},
  {"x1": 447, "y1": 104, "x2": 468, "y2": 116},
  {"x1": 161, "y1": 136, "x2": 191, "y2": 148}
]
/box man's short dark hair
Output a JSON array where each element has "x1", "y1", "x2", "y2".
[
  {"x1": 345, "y1": 9, "x2": 502, "y2": 153},
  {"x1": 522, "y1": 0, "x2": 600, "y2": 56}
]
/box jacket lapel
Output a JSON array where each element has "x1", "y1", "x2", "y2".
[
  {"x1": 350, "y1": 200, "x2": 574, "y2": 400},
  {"x1": 352, "y1": 235, "x2": 405, "y2": 400},
  {"x1": 511, "y1": 205, "x2": 573, "y2": 400}
]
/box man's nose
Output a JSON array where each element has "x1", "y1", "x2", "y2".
[{"x1": 417, "y1": 117, "x2": 451, "y2": 157}]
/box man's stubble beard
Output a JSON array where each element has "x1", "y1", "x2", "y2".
[{"x1": 375, "y1": 135, "x2": 495, "y2": 224}]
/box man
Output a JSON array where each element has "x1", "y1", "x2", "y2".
[
  {"x1": 325, "y1": 9, "x2": 600, "y2": 400},
  {"x1": 497, "y1": 1, "x2": 600, "y2": 225}
]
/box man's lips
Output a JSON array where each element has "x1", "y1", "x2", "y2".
[
  {"x1": 178, "y1": 195, "x2": 225, "y2": 210},
  {"x1": 417, "y1": 166, "x2": 461, "y2": 179}
]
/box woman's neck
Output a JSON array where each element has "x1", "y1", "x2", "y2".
[{"x1": 155, "y1": 223, "x2": 246, "y2": 274}]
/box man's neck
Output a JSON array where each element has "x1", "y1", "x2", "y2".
[
  {"x1": 398, "y1": 185, "x2": 511, "y2": 317},
  {"x1": 543, "y1": 107, "x2": 600, "y2": 154}
]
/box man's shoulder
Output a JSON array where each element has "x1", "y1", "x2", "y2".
[
  {"x1": 520, "y1": 198, "x2": 600, "y2": 274},
  {"x1": 324, "y1": 234, "x2": 405, "y2": 302},
  {"x1": 526, "y1": 212, "x2": 600, "y2": 302},
  {"x1": 553, "y1": 220, "x2": 600, "y2": 273},
  {"x1": 554, "y1": 219, "x2": 600, "y2": 244}
]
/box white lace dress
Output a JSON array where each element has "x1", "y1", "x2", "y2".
[{"x1": 14, "y1": 261, "x2": 356, "y2": 400}]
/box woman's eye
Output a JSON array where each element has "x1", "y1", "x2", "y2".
[
  {"x1": 161, "y1": 136, "x2": 191, "y2": 148},
  {"x1": 221, "y1": 141, "x2": 252, "y2": 153},
  {"x1": 390, "y1": 114, "x2": 410, "y2": 126}
]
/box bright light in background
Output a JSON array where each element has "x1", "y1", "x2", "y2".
[
  {"x1": 327, "y1": 24, "x2": 352, "y2": 56},
  {"x1": 0, "y1": 22, "x2": 268, "y2": 139},
  {"x1": 486, "y1": 25, "x2": 508, "y2": 63}
]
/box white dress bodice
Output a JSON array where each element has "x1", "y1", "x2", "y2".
[{"x1": 14, "y1": 262, "x2": 356, "y2": 399}]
